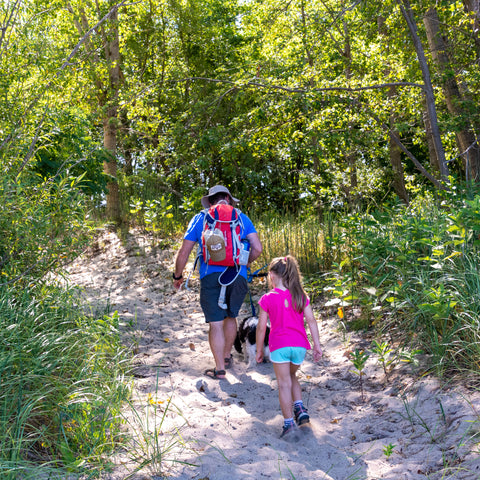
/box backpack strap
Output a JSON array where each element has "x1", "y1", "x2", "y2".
[
  {"x1": 229, "y1": 208, "x2": 244, "y2": 265},
  {"x1": 217, "y1": 266, "x2": 241, "y2": 309},
  {"x1": 202, "y1": 208, "x2": 216, "y2": 265}
]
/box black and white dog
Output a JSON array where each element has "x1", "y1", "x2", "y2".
[{"x1": 234, "y1": 316, "x2": 270, "y2": 368}]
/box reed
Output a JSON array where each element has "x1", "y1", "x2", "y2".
[{"x1": 253, "y1": 212, "x2": 343, "y2": 275}]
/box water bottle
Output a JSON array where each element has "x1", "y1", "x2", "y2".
[{"x1": 238, "y1": 240, "x2": 250, "y2": 266}]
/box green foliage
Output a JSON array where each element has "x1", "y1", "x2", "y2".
[
  {"x1": 31, "y1": 109, "x2": 107, "y2": 196},
  {"x1": 348, "y1": 348, "x2": 370, "y2": 402},
  {"x1": 0, "y1": 284, "x2": 130, "y2": 478},
  {"x1": 383, "y1": 443, "x2": 396, "y2": 459},
  {"x1": 129, "y1": 197, "x2": 174, "y2": 235},
  {"x1": 324, "y1": 187, "x2": 480, "y2": 378},
  {"x1": 371, "y1": 339, "x2": 422, "y2": 378},
  {"x1": 371, "y1": 340, "x2": 395, "y2": 376},
  {"x1": 0, "y1": 171, "x2": 92, "y2": 285}
]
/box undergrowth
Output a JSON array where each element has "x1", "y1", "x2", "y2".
[
  {"x1": 325, "y1": 189, "x2": 480, "y2": 380},
  {"x1": 0, "y1": 283, "x2": 130, "y2": 479}
]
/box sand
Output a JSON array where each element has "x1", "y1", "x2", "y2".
[{"x1": 64, "y1": 229, "x2": 480, "y2": 480}]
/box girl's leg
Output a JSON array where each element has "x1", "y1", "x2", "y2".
[
  {"x1": 290, "y1": 362, "x2": 302, "y2": 403},
  {"x1": 273, "y1": 362, "x2": 298, "y2": 418},
  {"x1": 289, "y1": 362, "x2": 310, "y2": 425}
]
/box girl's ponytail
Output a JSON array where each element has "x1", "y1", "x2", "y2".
[{"x1": 270, "y1": 255, "x2": 307, "y2": 312}]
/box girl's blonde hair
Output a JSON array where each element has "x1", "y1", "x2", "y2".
[{"x1": 269, "y1": 255, "x2": 307, "y2": 313}]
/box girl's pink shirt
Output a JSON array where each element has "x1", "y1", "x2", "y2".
[{"x1": 258, "y1": 288, "x2": 311, "y2": 352}]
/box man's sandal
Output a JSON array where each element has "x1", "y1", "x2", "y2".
[{"x1": 204, "y1": 368, "x2": 226, "y2": 379}]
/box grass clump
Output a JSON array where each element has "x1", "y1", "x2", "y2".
[{"x1": 0, "y1": 283, "x2": 131, "y2": 479}]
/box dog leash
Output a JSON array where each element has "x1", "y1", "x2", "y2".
[
  {"x1": 246, "y1": 265, "x2": 268, "y2": 317},
  {"x1": 247, "y1": 264, "x2": 268, "y2": 283}
]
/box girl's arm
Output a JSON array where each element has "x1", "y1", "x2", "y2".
[
  {"x1": 256, "y1": 307, "x2": 268, "y2": 363},
  {"x1": 304, "y1": 304, "x2": 322, "y2": 362}
]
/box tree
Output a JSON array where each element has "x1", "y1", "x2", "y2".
[
  {"x1": 378, "y1": 15, "x2": 409, "y2": 204},
  {"x1": 397, "y1": 0, "x2": 449, "y2": 180},
  {"x1": 423, "y1": 6, "x2": 480, "y2": 182},
  {"x1": 66, "y1": 0, "x2": 127, "y2": 224}
]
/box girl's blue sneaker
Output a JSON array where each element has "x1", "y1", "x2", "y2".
[
  {"x1": 294, "y1": 404, "x2": 310, "y2": 425},
  {"x1": 280, "y1": 423, "x2": 296, "y2": 438}
]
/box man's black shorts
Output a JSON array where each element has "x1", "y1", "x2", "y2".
[{"x1": 200, "y1": 272, "x2": 248, "y2": 322}]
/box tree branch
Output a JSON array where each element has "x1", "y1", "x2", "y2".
[
  {"x1": 0, "y1": 0, "x2": 20, "y2": 54},
  {"x1": 174, "y1": 76, "x2": 426, "y2": 94}
]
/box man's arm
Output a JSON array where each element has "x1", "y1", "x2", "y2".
[
  {"x1": 173, "y1": 239, "x2": 196, "y2": 289},
  {"x1": 246, "y1": 232, "x2": 262, "y2": 264}
]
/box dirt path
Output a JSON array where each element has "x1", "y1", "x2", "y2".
[{"x1": 66, "y1": 230, "x2": 480, "y2": 480}]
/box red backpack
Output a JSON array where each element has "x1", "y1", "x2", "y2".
[{"x1": 202, "y1": 204, "x2": 243, "y2": 266}]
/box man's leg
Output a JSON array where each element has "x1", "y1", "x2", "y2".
[
  {"x1": 201, "y1": 274, "x2": 228, "y2": 377},
  {"x1": 222, "y1": 275, "x2": 247, "y2": 362},
  {"x1": 223, "y1": 316, "x2": 237, "y2": 360},
  {"x1": 208, "y1": 320, "x2": 226, "y2": 377}
]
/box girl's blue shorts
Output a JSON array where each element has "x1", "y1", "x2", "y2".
[{"x1": 270, "y1": 346, "x2": 307, "y2": 365}]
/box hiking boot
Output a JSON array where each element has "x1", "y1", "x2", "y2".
[
  {"x1": 280, "y1": 423, "x2": 296, "y2": 438},
  {"x1": 294, "y1": 405, "x2": 310, "y2": 425}
]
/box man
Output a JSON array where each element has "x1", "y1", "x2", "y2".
[{"x1": 173, "y1": 185, "x2": 262, "y2": 379}]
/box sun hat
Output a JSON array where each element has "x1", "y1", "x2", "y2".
[{"x1": 201, "y1": 185, "x2": 239, "y2": 209}]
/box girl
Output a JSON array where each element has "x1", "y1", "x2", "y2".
[{"x1": 256, "y1": 255, "x2": 322, "y2": 438}]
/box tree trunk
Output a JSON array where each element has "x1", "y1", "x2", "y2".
[
  {"x1": 423, "y1": 7, "x2": 480, "y2": 182},
  {"x1": 422, "y1": 101, "x2": 440, "y2": 175},
  {"x1": 67, "y1": 1, "x2": 122, "y2": 222},
  {"x1": 398, "y1": 0, "x2": 449, "y2": 180},
  {"x1": 342, "y1": 10, "x2": 358, "y2": 208},
  {"x1": 378, "y1": 15, "x2": 409, "y2": 204},
  {"x1": 103, "y1": 3, "x2": 121, "y2": 224},
  {"x1": 463, "y1": 0, "x2": 480, "y2": 59},
  {"x1": 103, "y1": 115, "x2": 120, "y2": 223},
  {"x1": 389, "y1": 120, "x2": 409, "y2": 204}
]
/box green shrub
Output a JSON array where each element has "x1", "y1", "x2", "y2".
[{"x1": 324, "y1": 190, "x2": 480, "y2": 378}]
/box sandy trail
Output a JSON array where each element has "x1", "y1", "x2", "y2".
[{"x1": 65, "y1": 230, "x2": 480, "y2": 480}]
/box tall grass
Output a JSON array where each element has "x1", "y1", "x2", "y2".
[
  {"x1": 253, "y1": 212, "x2": 344, "y2": 275},
  {"x1": 0, "y1": 283, "x2": 130, "y2": 478}
]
